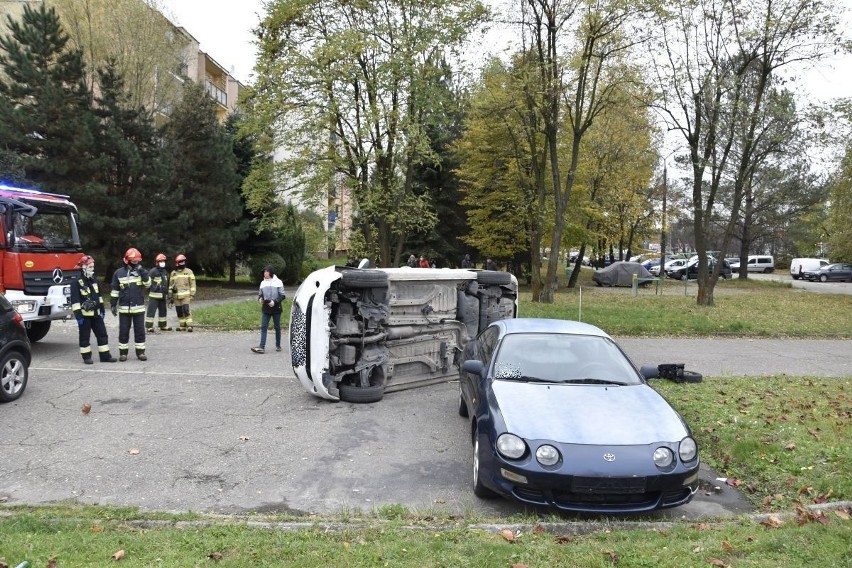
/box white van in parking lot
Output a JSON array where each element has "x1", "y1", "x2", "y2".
[
  {"x1": 730, "y1": 255, "x2": 775, "y2": 273},
  {"x1": 290, "y1": 266, "x2": 518, "y2": 403},
  {"x1": 789, "y1": 258, "x2": 830, "y2": 280}
]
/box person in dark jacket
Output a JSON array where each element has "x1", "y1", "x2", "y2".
[
  {"x1": 145, "y1": 253, "x2": 172, "y2": 333},
  {"x1": 251, "y1": 264, "x2": 286, "y2": 354},
  {"x1": 461, "y1": 254, "x2": 472, "y2": 268},
  {"x1": 110, "y1": 247, "x2": 151, "y2": 361},
  {"x1": 70, "y1": 255, "x2": 117, "y2": 364}
]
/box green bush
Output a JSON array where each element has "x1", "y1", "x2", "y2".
[{"x1": 248, "y1": 253, "x2": 286, "y2": 282}]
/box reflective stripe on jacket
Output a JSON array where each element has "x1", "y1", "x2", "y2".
[
  {"x1": 70, "y1": 276, "x2": 104, "y2": 317},
  {"x1": 110, "y1": 265, "x2": 151, "y2": 313},
  {"x1": 170, "y1": 268, "x2": 196, "y2": 299},
  {"x1": 148, "y1": 267, "x2": 170, "y2": 299}
]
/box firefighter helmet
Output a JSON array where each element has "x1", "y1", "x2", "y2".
[
  {"x1": 175, "y1": 254, "x2": 187, "y2": 266},
  {"x1": 155, "y1": 253, "x2": 167, "y2": 263},
  {"x1": 76, "y1": 254, "x2": 94, "y2": 268},
  {"x1": 124, "y1": 248, "x2": 142, "y2": 264}
]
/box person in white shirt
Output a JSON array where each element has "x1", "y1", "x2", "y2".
[{"x1": 251, "y1": 264, "x2": 286, "y2": 354}]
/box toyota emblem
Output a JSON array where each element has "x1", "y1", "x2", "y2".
[
  {"x1": 603, "y1": 453, "x2": 615, "y2": 462},
  {"x1": 52, "y1": 268, "x2": 64, "y2": 284}
]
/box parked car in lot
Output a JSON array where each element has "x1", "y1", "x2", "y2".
[
  {"x1": 729, "y1": 255, "x2": 775, "y2": 273},
  {"x1": 652, "y1": 258, "x2": 685, "y2": 277},
  {"x1": 805, "y1": 263, "x2": 852, "y2": 282},
  {"x1": 667, "y1": 257, "x2": 732, "y2": 280},
  {"x1": 458, "y1": 318, "x2": 700, "y2": 513},
  {"x1": 790, "y1": 257, "x2": 830, "y2": 280},
  {"x1": 290, "y1": 266, "x2": 518, "y2": 403},
  {"x1": 0, "y1": 293, "x2": 32, "y2": 403}
]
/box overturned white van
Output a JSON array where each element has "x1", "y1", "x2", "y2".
[{"x1": 289, "y1": 266, "x2": 518, "y2": 402}]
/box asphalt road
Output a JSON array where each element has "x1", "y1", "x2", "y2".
[{"x1": 2, "y1": 315, "x2": 849, "y2": 521}]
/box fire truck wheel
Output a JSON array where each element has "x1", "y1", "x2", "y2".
[{"x1": 26, "y1": 321, "x2": 51, "y2": 343}]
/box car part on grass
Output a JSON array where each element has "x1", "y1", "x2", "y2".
[
  {"x1": 290, "y1": 266, "x2": 518, "y2": 402},
  {"x1": 658, "y1": 363, "x2": 703, "y2": 383}
]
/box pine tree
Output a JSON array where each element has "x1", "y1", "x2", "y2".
[
  {"x1": 162, "y1": 82, "x2": 243, "y2": 271},
  {"x1": 88, "y1": 61, "x2": 170, "y2": 274},
  {"x1": 0, "y1": 4, "x2": 95, "y2": 196}
]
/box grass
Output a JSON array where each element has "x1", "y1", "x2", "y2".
[
  {"x1": 5, "y1": 271, "x2": 848, "y2": 566},
  {"x1": 191, "y1": 274, "x2": 852, "y2": 338}
]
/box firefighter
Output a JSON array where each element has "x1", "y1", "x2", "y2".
[
  {"x1": 146, "y1": 253, "x2": 172, "y2": 333},
  {"x1": 70, "y1": 255, "x2": 117, "y2": 364},
  {"x1": 110, "y1": 247, "x2": 151, "y2": 361},
  {"x1": 170, "y1": 253, "x2": 196, "y2": 332}
]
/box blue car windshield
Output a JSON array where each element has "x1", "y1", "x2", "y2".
[{"x1": 492, "y1": 333, "x2": 642, "y2": 385}]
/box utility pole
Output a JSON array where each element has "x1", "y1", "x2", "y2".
[{"x1": 661, "y1": 163, "x2": 668, "y2": 269}]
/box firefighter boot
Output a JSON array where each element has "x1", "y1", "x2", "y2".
[
  {"x1": 82, "y1": 354, "x2": 93, "y2": 365},
  {"x1": 100, "y1": 352, "x2": 118, "y2": 363},
  {"x1": 146, "y1": 327, "x2": 156, "y2": 334},
  {"x1": 136, "y1": 348, "x2": 147, "y2": 362},
  {"x1": 119, "y1": 348, "x2": 128, "y2": 362},
  {"x1": 160, "y1": 324, "x2": 173, "y2": 331}
]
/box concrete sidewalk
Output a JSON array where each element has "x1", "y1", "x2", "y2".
[{"x1": 1, "y1": 320, "x2": 848, "y2": 521}]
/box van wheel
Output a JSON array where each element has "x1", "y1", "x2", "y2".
[
  {"x1": 476, "y1": 270, "x2": 512, "y2": 286},
  {"x1": 338, "y1": 383, "x2": 385, "y2": 403},
  {"x1": 340, "y1": 269, "x2": 389, "y2": 289},
  {"x1": 26, "y1": 321, "x2": 51, "y2": 343}
]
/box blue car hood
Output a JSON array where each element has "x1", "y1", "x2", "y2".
[{"x1": 492, "y1": 382, "x2": 689, "y2": 445}]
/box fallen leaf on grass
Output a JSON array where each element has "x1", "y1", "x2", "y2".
[
  {"x1": 511, "y1": 564, "x2": 529, "y2": 568},
  {"x1": 807, "y1": 428, "x2": 820, "y2": 440},
  {"x1": 91, "y1": 525, "x2": 102, "y2": 533},
  {"x1": 500, "y1": 529, "x2": 516, "y2": 542},
  {"x1": 760, "y1": 514, "x2": 784, "y2": 528},
  {"x1": 601, "y1": 549, "x2": 619, "y2": 564},
  {"x1": 785, "y1": 442, "x2": 796, "y2": 451},
  {"x1": 82, "y1": 403, "x2": 92, "y2": 415},
  {"x1": 112, "y1": 549, "x2": 125, "y2": 560},
  {"x1": 691, "y1": 522, "x2": 711, "y2": 531},
  {"x1": 556, "y1": 534, "x2": 573, "y2": 544},
  {"x1": 208, "y1": 552, "x2": 223, "y2": 561},
  {"x1": 834, "y1": 509, "x2": 850, "y2": 520},
  {"x1": 813, "y1": 489, "x2": 833, "y2": 504},
  {"x1": 47, "y1": 559, "x2": 58, "y2": 568},
  {"x1": 706, "y1": 559, "x2": 731, "y2": 567},
  {"x1": 128, "y1": 448, "x2": 140, "y2": 455},
  {"x1": 533, "y1": 524, "x2": 545, "y2": 534},
  {"x1": 722, "y1": 540, "x2": 734, "y2": 552},
  {"x1": 725, "y1": 478, "x2": 743, "y2": 488},
  {"x1": 693, "y1": 546, "x2": 704, "y2": 553}
]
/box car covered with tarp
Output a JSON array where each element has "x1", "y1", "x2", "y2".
[{"x1": 592, "y1": 261, "x2": 653, "y2": 287}]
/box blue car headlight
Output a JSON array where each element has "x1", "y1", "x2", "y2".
[
  {"x1": 535, "y1": 444, "x2": 560, "y2": 466},
  {"x1": 653, "y1": 446, "x2": 674, "y2": 467},
  {"x1": 496, "y1": 433, "x2": 526, "y2": 459},
  {"x1": 679, "y1": 437, "x2": 698, "y2": 462}
]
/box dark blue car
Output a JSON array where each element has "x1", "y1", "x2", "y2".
[{"x1": 458, "y1": 318, "x2": 699, "y2": 513}]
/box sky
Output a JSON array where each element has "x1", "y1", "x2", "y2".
[
  {"x1": 160, "y1": 0, "x2": 265, "y2": 85},
  {"x1": 162, "y1": 0, "x2": 851, "y2": 102}
]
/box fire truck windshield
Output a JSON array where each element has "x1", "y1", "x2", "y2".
[{"x1": 11, "y1": 206, "x2": 81, "y2": 251}]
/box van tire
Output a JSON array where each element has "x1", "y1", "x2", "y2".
[
  {"x1": 338, "y1": 383, "x2": 385, "y2": 403},
  {"x1": 476, "y1": 270, "x2": 512, "y2": 286},
  {"x1": 340, "y1": 269, "x2": 389, "y2": 289}
]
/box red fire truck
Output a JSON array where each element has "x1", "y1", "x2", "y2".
[{"x1": 0, "y1": 184, "x2": 84, "y2": 342}]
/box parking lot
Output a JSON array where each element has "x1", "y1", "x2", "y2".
[{"x1": 2, "y1": 317, "x2": 850, "y2": 520}]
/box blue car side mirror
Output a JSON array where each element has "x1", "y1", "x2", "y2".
[{"x1": 462, "y1": 360, "x2": 485, "y2": 376}]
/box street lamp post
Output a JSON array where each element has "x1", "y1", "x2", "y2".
[{"x1": 661, "y1": 163, "x2": 668, "y2": 272}]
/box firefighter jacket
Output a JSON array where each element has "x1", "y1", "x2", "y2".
[
  {"x1": 170, "y1": 267, "x2": 196, "y2": 300},
  {"x1": 71, "y1": 275, "x2": 105, "y2": 318},
  {"x1": 148, "y1": 266, "x2": 170, "y2": 300},
  {"x1": 110, "y1": 265, "x2": 151, "y2": 314}
]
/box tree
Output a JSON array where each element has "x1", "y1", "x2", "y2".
[
  {"x1": 0, "y1": 4, "x2": 96, "y2": 197},
  {"x1": 86, "y1": 61, "x2": 170, "y2": 276},
  {"x1": 162, "y1": 82, "x2": 244, "y2": 272},
  {"x1": 516, "y1": 0, "x2": 646, "y2": 302},
  {"x1": 46, "y1": 0, "x2": 187, "y2": 116},
  {"x1": 453, "y1": 57, "x2": 538, "y2": 276},
  {"x1": 650, "y1": 0, "x2": 844, "y2": 305},
  {"x1": 826, "y1": 147, "x2": 852, "y2": 261},
  {"x1": 248, "y1": 0, "x2": 488, "y2": 267}
]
